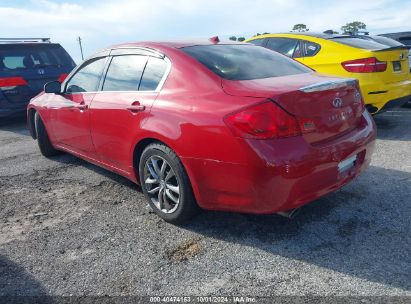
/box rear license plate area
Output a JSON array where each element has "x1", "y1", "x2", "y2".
[
  {"x1": 392, "y1": 61, "x2": 402, "y2": 72},
  {"x1": 338, "y1": 154, "x2": 357, "y2": 174}
]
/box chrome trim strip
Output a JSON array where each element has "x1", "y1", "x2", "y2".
[
  {"x1": 111, "y1": 46, "x2": 164, "y2": 59},
  {"x1": 299, "y1": 78, "x2": 357, "y2": 93},
  {"x1": 154, "y1": 56, "x2": 172, "y2": 92},
  {"x1": 344, "y1": 62, "x2": 386, "y2": 67}
]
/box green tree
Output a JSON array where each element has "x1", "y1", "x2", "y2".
[
  {"x1": 237, "y1": 37, "x2": 246, "y2": 42},
  {"x1": 341, "y1": 21, "x2": 366, "y2": 35},
  {"x1": 292, "y1": 24, "x2": 309, "y2": 32},
  {"x1": 229, "y1": 36, "x2": 237, "y2": 41}
]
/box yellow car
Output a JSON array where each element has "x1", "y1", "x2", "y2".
[{"x1": 246, "y1": 33, "x2": 411, "y2": 114}]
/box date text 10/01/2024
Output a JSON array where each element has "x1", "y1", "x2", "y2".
[{"x1": 149, "y1": 296, "x2": 257, "y2": 303}]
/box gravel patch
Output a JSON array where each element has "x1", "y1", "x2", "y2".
[{"x1": 0, "y1": 110, "x2": 410, "y2": 298}]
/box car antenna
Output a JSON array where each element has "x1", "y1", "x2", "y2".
[{"x1": 77, "y1": 36, "x2": 84, "y2": 60}]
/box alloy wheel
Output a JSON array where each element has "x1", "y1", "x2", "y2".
[{"x1": 143, "y1": 155, "x2": 180, "y2": 213}]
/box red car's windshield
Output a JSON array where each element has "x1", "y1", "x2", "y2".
[{"x1": 181, "y1": 44, "x2": 311, "y2": 81}]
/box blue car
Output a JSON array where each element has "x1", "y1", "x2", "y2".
[{"x1": 0, "y1": 38, "x2": 76, "y2": 118}]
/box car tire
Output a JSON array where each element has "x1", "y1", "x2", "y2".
[
  {"x1": 34, "y1": 112, "x2": 60, "y2": 157},
  {"x1": 139, "y1": 143, "x2": 200, "y2": 224}
]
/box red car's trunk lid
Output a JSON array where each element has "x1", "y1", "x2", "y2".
[{"x1": 222, "y1": 73, "x2": 365, "y2": 144}]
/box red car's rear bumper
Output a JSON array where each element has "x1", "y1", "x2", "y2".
[{"x1": 182, "y1": 111, "x2": 376, "y2": 214}]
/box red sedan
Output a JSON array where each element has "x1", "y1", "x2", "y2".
[{"x1": 27, "y1": 40, "x2": 376, "y2": 223}]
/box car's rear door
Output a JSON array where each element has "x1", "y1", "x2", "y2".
[
  {"x1": 90, "y1": 49, "x2": 169, "y2": 172},
  {"x1": 50, "y1": 56, "x2": 108, "y2": 153}
]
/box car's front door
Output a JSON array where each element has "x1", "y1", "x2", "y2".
[
  {"x1": 90, "y1": 51, "x2": 169, "y2": 172},
  {"x1": 51, "y1": 56, "x2": 107, "y2": 154}
]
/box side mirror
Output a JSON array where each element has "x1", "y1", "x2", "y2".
[{"x1": 44, "y1": 81, "x2": 62, "y2": 94}]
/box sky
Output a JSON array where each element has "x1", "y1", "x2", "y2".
[{"x1": 1, "y1": 0, "x2": 410, "y2": 62}]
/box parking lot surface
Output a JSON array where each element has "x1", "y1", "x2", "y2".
[{"x1": 0, "y1": 109, "x2": 410, "y2": 297}]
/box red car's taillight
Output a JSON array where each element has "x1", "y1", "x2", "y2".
[
  {"x1": 342, "y1": 57, "x2": 387, "y2": 73},
  {"x1": 0, "y1": 77, "x2": 28, "y2": 89},
  {"x1": 224, "y1": 101, "x2": 302, "y2": 139}
]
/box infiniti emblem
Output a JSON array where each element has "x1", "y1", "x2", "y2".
[
  {"x1": 332, "y1": 97, "x2": 343, "y2": 108},
  {"x1": 37, "y1": 69, "x2": 45, "y2": 75}
]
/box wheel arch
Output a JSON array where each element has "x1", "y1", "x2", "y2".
[
  {"x1": 27, "y1": 107, "x2": 37, "y2": 139},
  {"x1": 131, "y1": 136, "x2": 202, "y2": 208},
  {"x1": 132, "y1": 138, "x2": 164, "y2": 183}
]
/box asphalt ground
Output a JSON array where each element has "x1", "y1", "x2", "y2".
[{"x1": 0, "y1": 109, "x2": 410, "y2": 300}]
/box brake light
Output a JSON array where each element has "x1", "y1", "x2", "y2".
[
  {"x1": 0, "y1": 77, "x2": 28, "y2": 89},
  {"x1": 58, "y1": 73, "x2": 68, "y2": 82},
  {"x1": 224, "y1": 102, "x2": 301, "y2": 139},
  {"x1": 342, "y1": 57, "x2": 387, "y2": 73}
]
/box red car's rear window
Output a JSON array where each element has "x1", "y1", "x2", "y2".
[{"x1": 181, "y1": 44, "x2": 311, "y2": 81}]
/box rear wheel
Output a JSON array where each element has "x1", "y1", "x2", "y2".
[
  {"x1": 139, "y1": 143, "x2": 199, "y2": 224},
  {"x1": 34, "y1": 112, "x2": 60, "y2": 157}
]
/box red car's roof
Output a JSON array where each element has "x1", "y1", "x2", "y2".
[{"x1": 107, "y1": 40, "x2": 245, "y2": 50}]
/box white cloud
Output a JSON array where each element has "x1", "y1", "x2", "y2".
[{"x1": 1, "y1": 0, "x2": 410, "y2": 62}]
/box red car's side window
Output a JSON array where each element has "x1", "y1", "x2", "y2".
[
  {"x1": 102, "y1": 55, "x2": 147, "y2": 92},
  {"x1": 101, "y1": 55, "x2": 168, "y2": 92},
  {"x1": 139, "y1": 57, "x2": 168, "y2": 91},
  {"x1": 65, "y1": 57, "x2": 107, "y2": 94}
]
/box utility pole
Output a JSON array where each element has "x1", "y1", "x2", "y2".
[{"x1": 77, "y1": 36, "x2": 84, "y2": 61}]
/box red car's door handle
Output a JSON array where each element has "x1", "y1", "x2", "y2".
[
  {"x1": 127, "y1": 101, "x2": 145, "y2": 113},
  {"x1": 76, "y1": 104, "x2": 88, "y2": 110},
  {"x1": 69, "y1": 102, "x2": 88, "y2": 111}
]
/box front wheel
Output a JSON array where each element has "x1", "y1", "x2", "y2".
[
  {"x1": 34, "y1": 112, "x2": 60, "y2": 157},
  {"x1": 139, "y1": 143, "x2": 199, "y2": 224}
]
